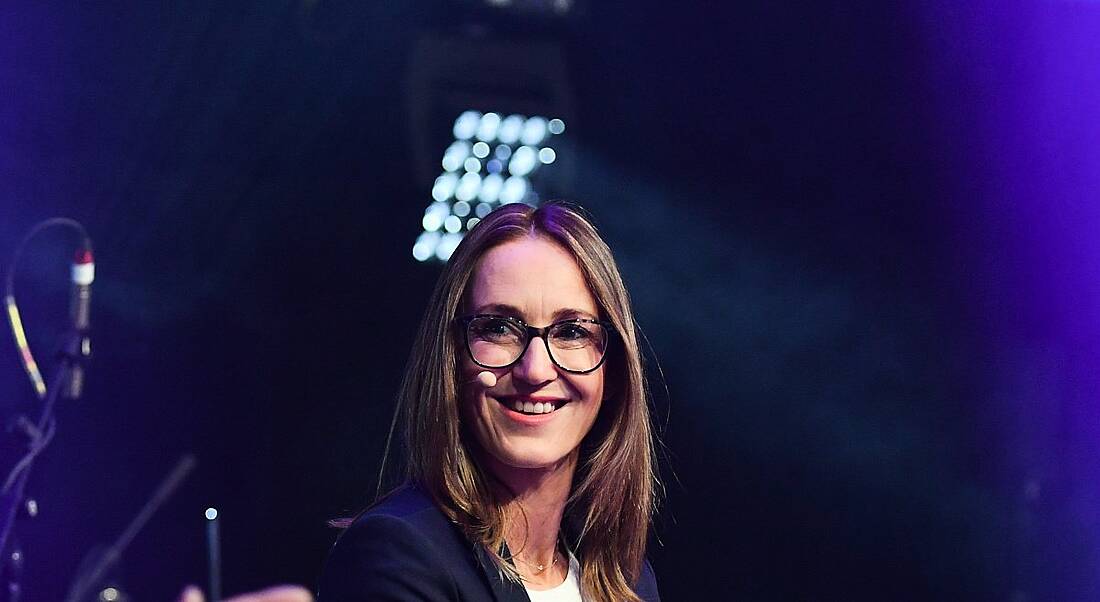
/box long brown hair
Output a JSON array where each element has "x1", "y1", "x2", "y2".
[{"x1": 386, "y1": 201, "x2": 659, "y2": 602}]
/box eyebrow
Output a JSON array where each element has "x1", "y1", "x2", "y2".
[{"x1": 472, "y1": 303, "x2": 599, "y2": 323}]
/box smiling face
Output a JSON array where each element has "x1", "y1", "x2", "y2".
[{"x1": 459, "y1": 235, "x2": 606, "y2": 471}]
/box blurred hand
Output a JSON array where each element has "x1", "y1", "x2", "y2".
[{"x1": 178, "y1": 584, "x2": 313, "y2": 602}]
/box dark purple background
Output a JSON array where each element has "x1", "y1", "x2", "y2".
[{"x1": 2, "y1": 1, "x2": 1098, "y2": 600}]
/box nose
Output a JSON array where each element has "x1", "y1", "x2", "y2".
[{"x1": 510, "y1": 336, "x2": 558, "y2": 385}]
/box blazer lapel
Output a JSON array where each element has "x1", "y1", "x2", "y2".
[{"x1": 474, "y1": 543, "x2": 531, "y2": 602}]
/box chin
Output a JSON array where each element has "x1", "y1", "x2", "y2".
[{"x1": 490, "y1": 440, "x2": 577, "y2": 471}]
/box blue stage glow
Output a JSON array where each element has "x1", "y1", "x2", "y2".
[
  {"x1": 521, "y1": 117, "x2": 548, "y2": 146},
  {"x1": 501, "y1": 175, "x2": 528, "y2": 204},
  {"x1": 475, "y1": 112, "x2": 501, "y2": 142},
  {"x1": 498, "y1": 115, "x2": 524, "y2": 144},
  {"x1": 479, "y1": 173, "x2": 503, "y2": 203},
  {"x1": 455, "y1": 172, "x2": 482, "y2": 202},
  {"x1": 414, "y1": 110, "x2": 566, "y2": 261},
  {"x1": 432, "y1": 173, "x2": 459, "y2": 201},
  {"x1": 509, "y1": 145, "x2": 538, "y2": 177},
  {"x1": 422, "y1": 201, "x2": 450, "y2": 231},
  {"x1": 436, "y1": 232, "x2": 463, "y2": 261},
  {"x1": 442, "y1": 140, "x2": 470, "y2": 172},
  {"x1": 453, "y1": 111, "x2": 481, "y2": 140},
  {"x1": 413, "y1": 231, "x2": 442, "y2": 262}
]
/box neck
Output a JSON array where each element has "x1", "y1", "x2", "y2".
[{"x1": 485, "y1": 451, "x2": 577, "y2": 582}]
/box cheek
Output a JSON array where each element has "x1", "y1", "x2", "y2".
[{"x1": 573, "y1": 372, "x2": 606, "y2": 416}]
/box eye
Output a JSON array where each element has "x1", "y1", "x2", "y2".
[
  {"x1": 469, "y1": 316, "x2": 524, "y2": 343},
  {"x1": 550, "y1": 321, "x2": 596, "y2": 345}
]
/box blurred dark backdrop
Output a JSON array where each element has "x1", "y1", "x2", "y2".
[{"x1": 2, "y1": 1, "x2": 1099, "y2": 600}]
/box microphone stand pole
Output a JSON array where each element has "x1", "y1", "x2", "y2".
[
  {"x1": 63, "y1": 455, "x2": 197, "y2": 602},
  {"x1": 1, "y1": 336, "x2": 85, "y2": 602}
]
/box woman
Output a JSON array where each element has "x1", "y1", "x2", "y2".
[{"x1": 319, "y1": 201, "x2": 660, "y2": 601}]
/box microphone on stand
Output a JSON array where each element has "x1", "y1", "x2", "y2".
[
  {"x1": 64, "y1": 247, "x2": 94, "y2": 400},
  {"x1": 1, "y1": 218, "x2": 96, "y2": 601}
]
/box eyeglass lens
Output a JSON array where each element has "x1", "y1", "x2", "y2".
[{"x1": 466, "y1": 316, "x2": 608, "y2": 372}]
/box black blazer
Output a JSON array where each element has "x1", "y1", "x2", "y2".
[{"x1": 318, "y1": 484, "x2": 660, "y2": 602}]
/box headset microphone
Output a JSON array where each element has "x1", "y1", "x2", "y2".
[{"x1": 476, "y1": 371, "x2": 497, "y2": 388}]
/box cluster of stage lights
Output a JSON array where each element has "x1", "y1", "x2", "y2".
[{"x1": 413, "y1": 111, "x2": 565, "y2": 262}]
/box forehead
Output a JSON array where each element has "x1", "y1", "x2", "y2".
[{"x1": 467, "y1": 235, "x2": 598, "y2": 318}]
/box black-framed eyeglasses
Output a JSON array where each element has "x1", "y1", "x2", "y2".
[{"x1": 456, "y1": 314, "x2": 615, "y2": 374}]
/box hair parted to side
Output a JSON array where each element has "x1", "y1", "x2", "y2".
[{"x1": 385, "y1": 200, "x2": 659, "y2": 602}]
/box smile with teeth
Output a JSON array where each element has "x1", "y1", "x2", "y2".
[{"x1": 502, "y1": 398, "x2": 567, "y2": 415}]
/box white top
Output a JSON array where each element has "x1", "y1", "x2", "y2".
[{"x1": 524, "y1": 552, "x2": 584, "y2": 602}]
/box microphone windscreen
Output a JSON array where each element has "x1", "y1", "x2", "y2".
[{"x1": 476, "y1": 371, "x2": 497, "y2": 388}]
